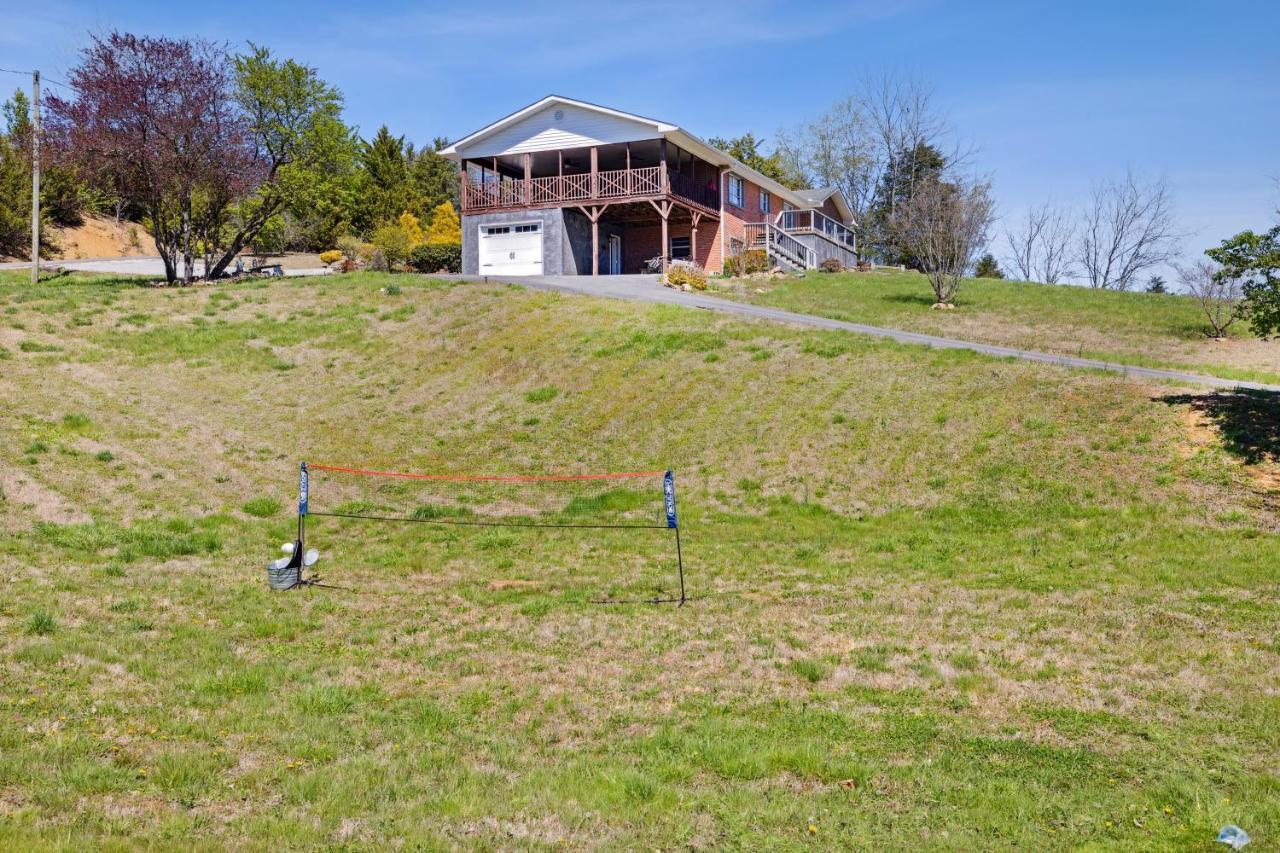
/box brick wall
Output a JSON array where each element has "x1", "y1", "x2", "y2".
[{"x1": 719, "y1": 172, "x2": 779, "y2": 273}]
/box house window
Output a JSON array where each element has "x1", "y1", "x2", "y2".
[
  {"x1": 759, "y1": 192, "x2": 771, "y2": 214},
  {"x1": 670, "y1": 236, "x2": 691, "y2": 260},
  {"x1": 727, "y1": 175, "x2": 744, "y2": 208}
]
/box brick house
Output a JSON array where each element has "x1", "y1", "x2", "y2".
[{"x1": 439, "y1": 96, "x2": 857, "y2": 277}]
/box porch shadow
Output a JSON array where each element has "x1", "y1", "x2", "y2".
[{"x1": 1156, "y1": 388, "x2": 1280, "y2": 464}]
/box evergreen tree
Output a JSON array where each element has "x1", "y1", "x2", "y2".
[
  {"x1": 866, "y1": 141, "x2": 947, "y2": 266},
  {"x1": 1145, "y1": 275, "x2": 1168, "y2": 294},
  {"x1": 707, "y1": 133, "x2": 805, "y2": 189},
  {"x1": 973, "y1": 253, "x2": 1004, "y2": 279},
  {"x1": 409, "y1": 137, "x2": 459, "y2": 215},
  {"x1": 355, "y1": 126, "x2": 413, "y2": 233}
]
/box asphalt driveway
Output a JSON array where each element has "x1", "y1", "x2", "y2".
[{"x1": 442, "y1": 273, "x2": 1280, "y2": 393}]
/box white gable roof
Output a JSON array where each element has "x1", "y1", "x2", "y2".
[{"x1": 440, "y1": 96, "x2": 673, "y2": 160}]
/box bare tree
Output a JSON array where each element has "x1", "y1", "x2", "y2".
[
  {"x1": 779, "y1": 72, "x2": 962, "y2": 262},
  {"x1": 1004, "y1": 203, "x2": 1076, "y2": 284},
  {"x1": 891, "y1": 175, "x2": 996, "y2": 307},
  {"x1": 1177, "y1": 259, "x2": 1241, "y2": 339},
  {"x1": 1077, "y1": 172, "x2": 1179, "y2": 290},
  {"x1": 775, "y1": 97, "x2": 877, "y2": 233}
]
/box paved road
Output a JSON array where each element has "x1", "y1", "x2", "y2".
[
  {"x1": 0, "y1": 257, "x2": 330, "y2": 277},
  {"x1": 443, "y1": 273, "x2": 1280, "y2": 393}
]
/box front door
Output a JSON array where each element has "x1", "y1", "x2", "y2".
[{"x1": 608, "y1": 234, "x2": 622, "y2": 275}]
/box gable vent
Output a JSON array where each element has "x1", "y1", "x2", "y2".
[{"x1": 554, "y1": 109, "x2": 564, "y2": 121}]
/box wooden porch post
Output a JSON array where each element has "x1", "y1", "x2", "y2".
[
  {"x1": 649, "y1": 199, "x2": 673, "y2": 276},
  {"x1": 577, "y1": 204, "x2": 610, "y2": 277},
  {"x1": 523, "y1": 153, "x2": 531, "y2": 204},
  {"x1": 659, "y1": 139, "x2": 669, "y2": 194},
  {"x1": 590, "y1": 146, "x2": 598, "y2": 199},
  {"x1": 625, "y1": 142, "x2": 631, "y2": 195},
  {"x1": 691, "y1": 210, "x2": 702, "y2": 267},
  {"x1": 459, "y1": 163, "x2": 468, "y2": 212}
]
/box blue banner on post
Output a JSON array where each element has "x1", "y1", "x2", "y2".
[
  {"x1": 299, "y1": 461, "x2": 309, "y2": 516},
  {"x1": 663, "y1": 470, "x2": 678, "y2": 529}
]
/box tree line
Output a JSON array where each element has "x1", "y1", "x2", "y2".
[{"x1": 0, "y1": 32, "x2": 461, "y2": 281}]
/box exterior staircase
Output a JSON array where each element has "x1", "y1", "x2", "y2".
[
  {"x1": 743, "y1": 222, "x2": 815, "y2": 272},
  {"x1": 744, "y1": 209, "x2": 858, "y2": 272}
]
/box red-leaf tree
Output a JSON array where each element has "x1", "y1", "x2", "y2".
[{"x1": 46, "y1": 33, "x2": 261, "y2": 283}]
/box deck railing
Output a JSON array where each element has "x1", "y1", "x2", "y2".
[
  {"x1": 463, "y1": 166, "x2": 716, "y2": 212},
  {"x1": 776, "y1": 208, "x2": 855, "y2": 248}
]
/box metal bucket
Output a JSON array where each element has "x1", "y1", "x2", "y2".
[{"x1": 267, "y1": 558, "x2": 300, "y2": 590}]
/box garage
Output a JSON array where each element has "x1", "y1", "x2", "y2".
[{"x1": 478, "y1": 222, "x2": 543, "y2": 275}]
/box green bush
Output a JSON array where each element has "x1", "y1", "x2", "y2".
[
  {"x1": 664, "y1": 263, "x2": 707, "y2": 291},
  {"x1": 370, "y1": 223, "x2": 412, "y2": 270},
  {"x1": 408, "y1": 243, "x2": 462, "y2": 274}
]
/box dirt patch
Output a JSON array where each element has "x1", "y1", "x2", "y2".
[
  {"x1": 0, "y1": 467, "x2": 88, "y2": 527},
  {"x1": 52, "y1": 216, "x2": 156, "y2": 260}
]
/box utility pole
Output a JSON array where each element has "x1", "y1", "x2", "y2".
[{"x1": 30, "y1": 69, "x2": 39, "y2": 285}]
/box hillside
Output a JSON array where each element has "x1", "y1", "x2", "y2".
[
  {"x1": 0, "y1": 271, "x2": 1277, "y2": 848},
  {"x1": 716, "y1": 269, "x2": 1280, "y2": 385},
  {"x1": 48, "y1": 215, "x2": 157, "y2": 261}
]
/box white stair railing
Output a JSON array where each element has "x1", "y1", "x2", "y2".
[{"x1": 744, "y1": 222, "x2": 816, "y2": 269}]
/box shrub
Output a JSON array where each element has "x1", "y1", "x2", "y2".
[
  {"x1": 820, "y1": 257, "x2": 844, "y2": 273},
  {"x1": 425, "y1": 202, "x2": 461, "y2": 245},
  {"x1": 371, "y1": 223, "x2": 413, "y2": 269},
  {"x1": 665, "y1": 263, "x2": 707, "y2": 291},
  {"x1": 398, "y1": 211, "x2": 425, "y2": 249},
  {"x1": 408, "y1": 243, "x2": 462, "y2": 274},
  {"x1": 318, "y1": 249, "x2": 342, "y2": 264},
  {"x1": 336, "y1": 235, "x2": 363, "y2": 260},
  {"x1": 726, "y1": 249, "x2": 769, "y2": 276},
  {"x1": 743, "y1": 249, "x2": 769, "y2": 274},
  {"x1": 367, "y1": 248, "x2": 389, "y2": 273}
]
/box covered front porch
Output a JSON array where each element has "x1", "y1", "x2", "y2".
[{"x1": 460, "y1": 139, "x2": 721, "y2": 221}]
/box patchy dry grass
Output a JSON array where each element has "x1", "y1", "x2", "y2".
[
  {"x1": 716, "y1": 268, "x2": 1280, "y2": 385},
  {"x1": 0, "y1": 271, "x2": 1277, "y2": 849}
]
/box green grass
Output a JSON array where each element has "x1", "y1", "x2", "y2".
[
  {"x1": 714, "y1": 268, "x2": 1280, "y2": 384},
  {"x1": 0, "y1": 270, "x2": 1276, "y2": 848}
]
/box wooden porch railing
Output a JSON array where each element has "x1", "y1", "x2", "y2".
[
  {"x1": 463, "y1": 166, "x2": 715, "y2": 212},
  {"x1": 776, "y1": 208, "x2": 855, "y2": 248}
]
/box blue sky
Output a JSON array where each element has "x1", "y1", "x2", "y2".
[{"x1": 3, "y1": 0, "x2": 1277, "y2": 268}]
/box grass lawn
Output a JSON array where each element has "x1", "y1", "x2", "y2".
[
  {"x1": 0, "y1": 271, "x2": 1277, "y2": 849},
  {"x1": 712, "y1": 268, "x2": 1280, "y2": 385}
]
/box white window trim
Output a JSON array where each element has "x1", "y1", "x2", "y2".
[
  {"x1": 759, "y1": 191, "x2": 771, "y2": 214},
  {"x1": 727, "y1": 174, "x2": 744, "y2": 208},
  {"x1": 482, "y1": 220, "x2": 540, "y2": 237}
]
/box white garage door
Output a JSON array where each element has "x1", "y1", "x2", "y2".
[{"x1": 479, "y1": 222, "x2": 543, "y2": 276}]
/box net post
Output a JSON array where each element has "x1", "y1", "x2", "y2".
[
  {"x1": 664, "y1": 470, "x2": 685, "y2": 606},
  {"x1": 288, "y1": 461, "x2": 309, "y2": 588}
]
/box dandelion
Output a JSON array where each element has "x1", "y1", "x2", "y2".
[
  {"x1": 808, "y1": 824, "x2": 817, "y2": 835},
  {"x1": 1162, "y1": 806, "x2": 1173, "y2": 815}
]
